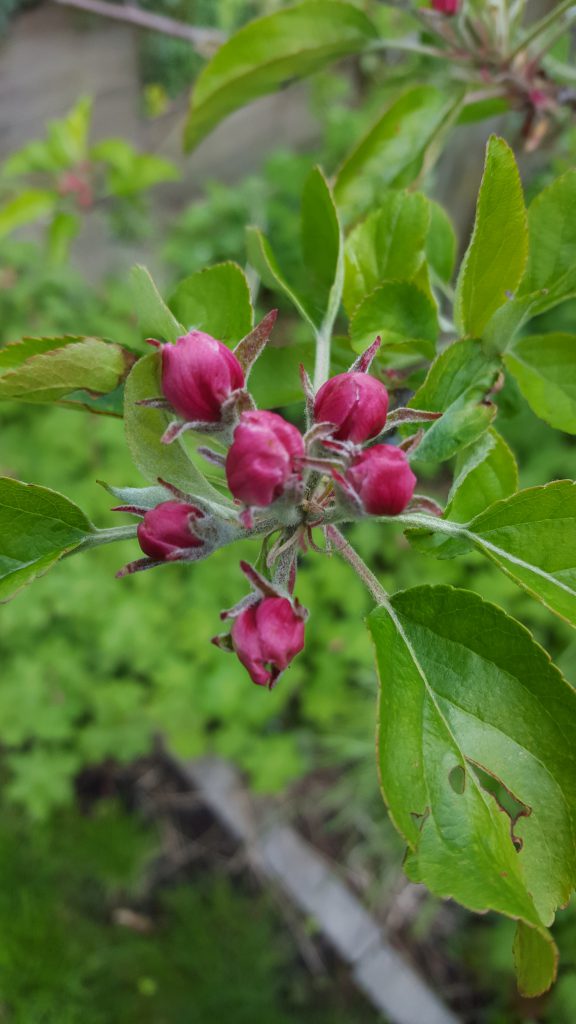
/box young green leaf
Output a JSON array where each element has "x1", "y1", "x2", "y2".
[
  {"x1": 0, "y1": 190, "x2": 56, "y2": 237},
  {"x1": 446, "y1": 429, "x2": 518, "y2": 523},
  {"x1": 0, "y1": 336, "x2": 135, "y2": 404},
  {"x1": 513, "y1": 921, "x2": 559, "y2": 999},
  {"x1": 455, "y1": 137, "x2": 528, "y2": 336},
  {"x1": 465, "y1": 481, "x2": 576, "y2": 626},
  {"x1": 343, "y1": 191, "x2": 430, "y2": 313},
  {"x1": 517, "y1": 170, "x2": 576, "y2": 311},
  {"x1": 184, "y1": 1, "x2": 378, "y2": 150},
  {"x1": 370, "y1": 584, "x2": 576, "y2": 994},
  {"x1": 349, "y1": 282, "x2": 437, "y2": 360},
  {"x1": 334, "y1": 87, "x2": 463, "y2": 214},
  {"x1": 169, "y1": 262, "x2": 253, "y2": 345},
  {"x1": 426, "y1": 200, "x2": 457, "y2": 284},
  {"x1": 0, "y1": 478, "x2": 94, "y2": 602},
  {"x1": 124, "y1": 353, "x2": 230, "y2": 505},
  {"x1": 301, "y1": 166, "x2": 343, "y2": 329},
  {"x1": 407, "y1": 340, "x2": 500, "y2": 463},
  {"x1": 130, "y1": 265, "x2": 184, "y2": 344},
  {"x1": 504, "y1": 333, "x2": 576, "y2": 434},
  {"x1": 246, "y1": 226, "x2": 316, "y2": 328}
]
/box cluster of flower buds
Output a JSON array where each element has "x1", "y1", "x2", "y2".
[{"x1": 116, "y1": 318, "x2": 436, "y2": 689}]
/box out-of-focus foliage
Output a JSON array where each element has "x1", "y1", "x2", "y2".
[
  {"x1": 0, "y1": 796, "x2": 372, "y2": 1023},
  {"x1": 0, "y1": 98, "x2": 178, "y2": 258}
]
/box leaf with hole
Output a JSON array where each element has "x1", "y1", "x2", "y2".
[{"x1": 370, "y1": 584, "x2": 576, "y2": 994}]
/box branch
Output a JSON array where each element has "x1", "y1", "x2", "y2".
[{"x1": 51, "y1": 0, "x2": 226, "y2": 53}]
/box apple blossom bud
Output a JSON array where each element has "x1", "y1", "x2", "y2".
[
  {"x1": 431, "y1": 0, "x2": 459, "y2": 13},
  {"x1": 313, "y1": 372, "x2": 389, "y2": 444},
  {"x1": 161, "y1": 331, "x2": 245, "y2": 423},
  {"x1": 231, "y1": 596, "x2": 306, "y2": 688},
  {"x1": 225, "y1": 410, "x2": 305, "y2": 508},
  {"x1": 137, "y1": 501, "x2": 204, "y2": 561},
  {"x1": 346, "y1": 445, "x2": 416, "y2": 515}
]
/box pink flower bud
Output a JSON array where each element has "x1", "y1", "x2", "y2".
[
  {"x1": 137, "y1": 501, "x2": 204, "y2": 561},
  {"x1": 231, "y1": 596, "x2": 306, "y2": 688},
  {"x1": 346, "y1": 444, "x2": 416, "y2": 515},
  {"x1": 313, "y1": 372, "x2": 389, "y2": 443},
  {"x1": 161, "y1": 331, "x2": 245, "y2": 423},
  {"x1": 431, "y1": 0, "x2": 459, "y2": 13},
  {"x1": 225, "y1": 410, "x2": 305, "y2": 508}
]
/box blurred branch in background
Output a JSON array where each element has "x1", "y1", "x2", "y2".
[{"x1": 50, "y1": 0, "x2": 226, "y2": 55}]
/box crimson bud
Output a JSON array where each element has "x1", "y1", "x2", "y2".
[
  {"x1": 161, "y1": 331, "x2": 245, "y2": 423},
  {"x1": 346, "y1": 444, "x2": 416, "y2": 516},
  {"x1": 231, "y1": 596, "x2": 306, "y2": 688},
  {"x1": 313, "y1": 372, "x2": 389, "y2": 444},
  {"x1": 225, "y1": 410, "x2": 305, "y2": 508},
  {"x1": 137, "y1": 501, "x2": 204, "y2": 561},
  {"x1": 431, "y1": 0, "x2": 459, "y2": 13}
]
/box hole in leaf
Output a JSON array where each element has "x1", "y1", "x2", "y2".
[
  {"x1": 468, "y1": 760, "x2": 531, "y2": 852},
  {"x1": 449, "y1": 765, "x2": 466, "y2": 795}
]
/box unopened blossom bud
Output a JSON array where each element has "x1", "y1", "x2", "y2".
[
  {"x1": 314, "y1": 372, "x2": 389, "y2": 444},
  {"x1": 231, "y1": 596, "x2": 306, "y2": 688},
  {"x1": 137, "y1": 501, "x2": 204, "y2": 561},
  {"x1": 161, "y1": 331, "x2": 245, "y2": 423},
  {"x1": 226, "y1": 410, "x2": 305, "y2": 508},
  {"x1": 346, "y1": 445, "x2": 416, "y2": 516},
  {"x1": 431, "y1": 0, "x2": 459, "y2": 13}
]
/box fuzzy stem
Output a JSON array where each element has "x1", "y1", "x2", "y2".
[
  {"x1": 313, "y1": 323, "x2": 332, "y2": 392},
  {"x1": 508, "y1": 0, "x2": 575, "y2": 59},
  {"x1": 67, "y1": 524, "x2": 138, "y2": 556},
  {"x1": 51, "y1": 0, "x2": 225, "y2": 50},
  {"x1": 326, "y1": 525, "x2": 389, "y2": 606}
]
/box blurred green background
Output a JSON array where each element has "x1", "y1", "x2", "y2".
[{"x1": 1, "y1": 1, "x2": 576, "y2": 1021}]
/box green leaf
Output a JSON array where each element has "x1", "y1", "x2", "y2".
[
  {"x1": 343, "y1": 190, "x2": 430, "y2": 313},
  {"x1": 246, "y1": 226, "x2": 315, "y2": 328},
  {"x1": 0, "y1": 336, "x2": 135, "y2": 404},
  {"x1": 130, "y1": 265, "x2": 184, "y2": 344},
  {"x1": 248, "y1": 340, "x2": 315, "y2": 408},
  {"x1": 0, "y1": 478, "x2": 93, "y2": 602},
  {"x1": 504, "y1": 333, "x2": 576, "y2": 434},
  {"x1": 408, "y1": 340, "x2": 499, "y2": 463},
  {"x1": 46, "y1": 96, "x2": 92, "y2": 166},
  {"x1": 513, "y1": 921, "x2": 558, "y2": 998},
  {"x1": 169, "y1": 262, "x2": 253, "y2": 344},
  {"x1": 47, "y1": 211, "x2": 80, "y2": 265},
  {"x1": 334, "y1": 86, "x2": 463, "y2": 214},
  {"x1": 349, "y1": 282, "x2": 437, "y2": 360},
  {"x1": 370, "y1": 584, "x2": 575, "y2": 993},
  {"x1": 518, "y1": 171, "x2": 576, "y2": 312},
  {"x1": 124, "y1": 353, "x2": 229, "y2": 505},
  {"x1": 90, "y1": 139, "x2": 178, "y2": 195},
  {"x1": 446, "y1": 429, "x2": 518, "y2": 523},
  {"x1": 465, "y1": 482, "x2": 576, "y2": 627},
  {"x1": 0, "y1": 190, "x2": 56, "y2": 237},
  {"x1": 301, "y1": 166, "x2": 343, "y2": 328},
  {"x1": 408, "y1": 430, "x2": 518, "y2": 557},
  {"x1": 426, "y1": 200, "x2": 457, "y2": 284},
  {"x1": 184, "y1": 1, "x2": 378, "y2": 150},
  {"x1": 455, "y1": 136, "x2": 528, "y2": 336}
]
